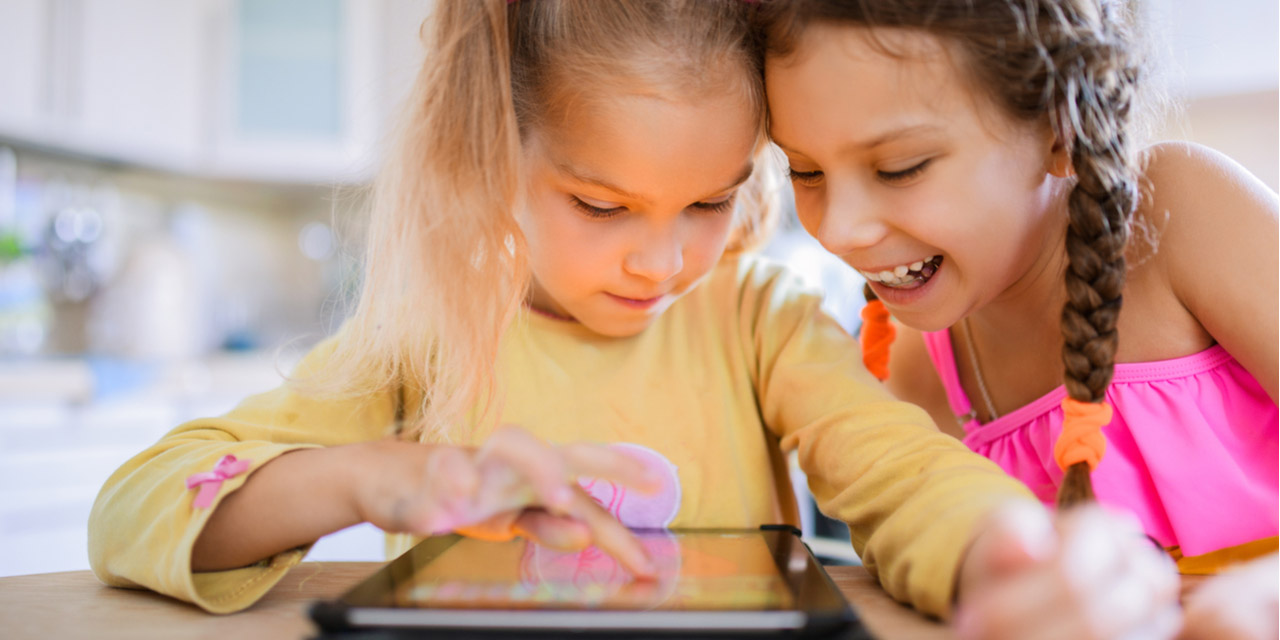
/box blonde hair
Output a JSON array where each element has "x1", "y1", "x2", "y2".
[{"x1": 304, "y1": 0, "x2": 776, "y2": 441}]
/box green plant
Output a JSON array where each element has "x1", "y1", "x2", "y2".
[{"x1": 0, "y1": 231, "x2": 22, "y2": 263}]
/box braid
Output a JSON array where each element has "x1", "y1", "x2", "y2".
[{"x1": 1048, "y1": 1, "x2": 1141, "y2": 506}]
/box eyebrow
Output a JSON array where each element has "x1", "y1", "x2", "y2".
[
  {"x1": 556, "y1": 162, "x2": 756, "y2": 204},
  {"x1": 772, "y1": 123, "x2": 943, "y2": 157}
]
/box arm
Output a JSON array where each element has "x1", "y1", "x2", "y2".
[
  {"x1": 739, "y1": 261, "x2": 1038, "y2": 618},
  {"x1": 1150, "y1": 141, "x2": 1279, "y2": 402},
  {"x1": 94, "y1": 330, "x2": 658, "y2": 611},
  {"x1": 88, "y1": 336, "x2": 398, "y2": 612},
  {"x1": 193, "y1": 432, "x2": 660, "y2": 575},
  {"x1": 191, "y1": 445, "x2": 364, "y2": 571}
]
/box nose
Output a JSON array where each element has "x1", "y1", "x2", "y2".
[
  {"x1": 623, "y1": 223, "x2": 684, "y2": 283},
  {"x1": 804, "y1": 179, "x2": 890, "y2": 255}
]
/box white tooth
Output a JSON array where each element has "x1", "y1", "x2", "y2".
[
  {"x1": 879, "y1": 270, "x2": 894, "y2": 282},
  {"x1": 910, "y1": 261, "x2": 924, "y2": 271},
  {"x1": 894, "y1": 265, "x2": 909, "y2": 277},
  {"x1": 860, "y1": 270, "x2": 878, "y2": 282}
]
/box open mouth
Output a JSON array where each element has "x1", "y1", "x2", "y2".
[{"x1": 857, "y1": 255, "x2": 943, "y2": 289}]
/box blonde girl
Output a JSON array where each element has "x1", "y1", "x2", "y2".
[
  {"x1": 760, "y1": 0, "x2": 1278, "y2": 637},
  {"x1": 91, "y1": 0, "x2": 1162, "y2": 625}
]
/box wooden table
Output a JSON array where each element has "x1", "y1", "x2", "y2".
[{"x1": 0, "y1": 564, "x2": 951, "y2": 639}]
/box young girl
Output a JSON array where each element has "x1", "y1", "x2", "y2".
[
  {"x1": 759, "y1": 0, "x2": 1278, "y2": 636},
  {"x1": 89, "y1": 0, "x2": 1175, "y2": 629}
]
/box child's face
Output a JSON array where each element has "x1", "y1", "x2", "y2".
[
  {"x1": 520, "y1": 90, "x2": 758, "y2": 337},
  {"x1": 766, "y1": 24, "x2": 1067, "y2": 331}
]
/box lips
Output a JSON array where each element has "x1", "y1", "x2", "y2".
[
  {"x1": 613, "y1": 294, "x2": 663, "y2": 302},
  {"x1": 606, "y1": 292, "x2": 665, "y2": 310}
]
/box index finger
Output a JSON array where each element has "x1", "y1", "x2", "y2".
[{"x1": 562, "y1": 486, "x2": 656, "y2": 579}]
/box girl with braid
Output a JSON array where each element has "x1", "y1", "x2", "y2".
[
  {"x1": 757, "y1": 0, "x2": 1280, "y2": 637},
  {"x1": 759, "y1": 0, "x2": 1277, "y2": 638}
]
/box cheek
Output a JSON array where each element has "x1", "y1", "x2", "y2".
[
  {"x1": 523, "y1": 199, "x2": 599, "y2": 280},
  {"x1": 685, "y1": 214, "x2": 736, "y2": 265},
  {"x1": 792, "y1": 189, "x2": 824, "y2": 237}
]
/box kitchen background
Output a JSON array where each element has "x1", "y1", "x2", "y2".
[{"x1": 0, "y1": 0, "x2": 1275, "y2": 577}]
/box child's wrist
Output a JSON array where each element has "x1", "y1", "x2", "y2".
[{"x1": 325, "y1": 442, "x2": 382, "y2": 526}]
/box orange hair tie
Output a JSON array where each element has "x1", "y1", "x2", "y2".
[
  {"x1": 1054, "y1": 398, "x2": 1112, "y2": 471},
  {"x1": 859, "y1": 299, "x2": 895, "y2": 381}
]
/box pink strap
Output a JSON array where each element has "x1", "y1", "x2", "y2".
[
  {"x1": 921, "y1": 330, "x2": 979, "y2": 429},
  {"x1": 185, "y1": 455, "x2": 252, "y2": 508}
]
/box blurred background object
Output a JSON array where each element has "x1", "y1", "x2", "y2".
[{"x1": 0, "y1": 0, "x2": 1274, "y2": 576}]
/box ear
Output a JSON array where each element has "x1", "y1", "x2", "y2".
[{"x1": 1046, "y1": 122, "x2": 1075, "y2": 178}]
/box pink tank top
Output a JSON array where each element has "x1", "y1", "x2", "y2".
[{"x1": 922, "y1": 330, "x2": 1278, "y2": 557}]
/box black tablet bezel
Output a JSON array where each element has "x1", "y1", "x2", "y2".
[{"x1": 310, "y1": 525, "x2": 862, "y2": 638}]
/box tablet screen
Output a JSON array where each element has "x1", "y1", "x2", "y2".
[{"x1": 387, "y1": 530, "x2": 795, "y2": 611}]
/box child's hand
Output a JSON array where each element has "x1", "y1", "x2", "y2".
[
  {"x1": 349, "y1": 426, "x2": 661, "y2": 576},
  {"x1": 955, "y1": 502, "x2": 1181, "y2": 640},
  {"x1": 1178, "y1": 553, "x2": 1278, "y2": 640}
]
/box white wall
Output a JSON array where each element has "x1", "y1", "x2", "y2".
[{"x1": 1147, "y1": 0, "x2": 1278, "y2": 189}]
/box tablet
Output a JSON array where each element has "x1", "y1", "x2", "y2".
[{"x1": 309, "y1": 525, "x2": 868, "y2": 638}]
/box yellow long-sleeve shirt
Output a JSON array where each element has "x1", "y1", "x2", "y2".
[{"x1": 88, "y1": 255, "x2": 1034, "y2": 616}]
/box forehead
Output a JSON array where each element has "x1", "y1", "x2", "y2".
[
  {"x1": 765, "y1": 23, "x2": 1022, "y2": 150},
  {"x1": 531, "y1": 89, "x2": 759, "y2": 201}
]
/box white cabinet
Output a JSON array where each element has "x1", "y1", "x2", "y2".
[
  {"x1": 0, "y1": 0, "x2": 208, "y2": 171},
  {"x1": 0, "y1": 0, "x2": 52, "y2": 136},
  {"x1": 0, "y1": 0, "x2": 434, "y2": 184},
  {"x1": 206, "y1": 0, "x2": 382, "y2": 183},
  {"x1": 73, "y1": 0, "x2": 210, "y2": 169}
]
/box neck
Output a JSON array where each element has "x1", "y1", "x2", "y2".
[{"x1": 969, "y1": 205, "x2": 1071, "y2": 352}]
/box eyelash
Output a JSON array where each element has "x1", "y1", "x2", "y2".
[
  {"x1": 569, "y1": 195, "x2": 736, "y2": 219},
  {"x1": 690, "y1": 196, "x2": 737, "y2": 214},
  {"x1": 787, "y1": 159, "x2": 933, "y2": 187},
  {"x1": 788, "y1": 168, "x2": 823, "y2": 186},
  {"x1": 570, "y1": 197, "x2": 625, "y2": 219},
  {"x1": 878, "y1": 159, "x2": 931, "y2": 183}
]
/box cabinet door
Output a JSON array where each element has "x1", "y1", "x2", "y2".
[
  {"x1": 208, "y1": 0, "x2": 380, "y2": 183},
  {"x1": 72, "y1": 0, "x2": 209, "y2": 169},
  {"x1": 0, "y1": 0, "x2": 50, "y2": 136}
]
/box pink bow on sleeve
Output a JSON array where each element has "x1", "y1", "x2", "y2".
[{"x1": 185, "y1": 455, "x2": 252, "y2": 508}]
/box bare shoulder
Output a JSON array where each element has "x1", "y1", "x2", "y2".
[
  {"x1": 1131, "y1": 141, "x2": 1279, "y2": 399},
  {"x1": 1137, "y1": 142, "x2": 1277, "y2": 248},
  {"x1": 886, "y1": 322, "x2": 957, "y2": 437},
  {"x1": 1135, "y1": 141, "x2": 1277, "y2": 278}
]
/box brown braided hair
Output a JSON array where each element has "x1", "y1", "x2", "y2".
[{"x1": 758, "y1": 0, "x2": 1144, "y2": 508}]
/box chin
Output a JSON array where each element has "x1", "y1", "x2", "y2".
[
  {"x1": 889, "y1": 306, "x2": 960, "y2": 334},
  {"x1": 581, "y1": 317, "x2": 656, "y2": 338}
]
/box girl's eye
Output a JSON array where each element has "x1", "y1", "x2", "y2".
[
  {"x1": 689, "y1": 194, "x2": 737, "y2": 214},
  {"x1": 787, "y1": 167, "x2": 824, "y2": 187},
  {"x1": 877, "y1": 159, "x2": 931, "y2": 184},
  {"x1": 570, "y1": 196, "x2": 625, "y2": 219}
]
